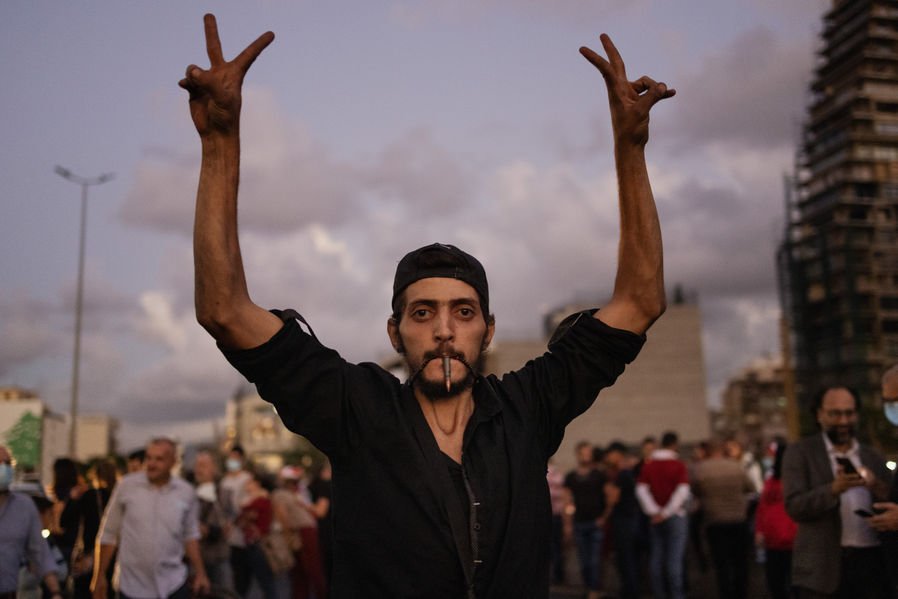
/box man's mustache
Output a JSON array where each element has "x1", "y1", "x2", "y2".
[{"x1": 408, "y1": 349, "x2": 475, "y2": 383}]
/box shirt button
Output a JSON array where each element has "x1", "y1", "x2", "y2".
[{"x1": 473, "y1": 523, "x2": 481, "y2": 531}]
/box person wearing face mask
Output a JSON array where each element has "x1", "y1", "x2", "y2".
[
  {"x1": 0, "y1": 445, "x2": 66, "y2": 599},
  {"x1": 863, "y1": 365, "x2": 898, "y2": 598},
  {"x1": 783, "y1": 386, "x2": 892, "y2": 598},
  {"x1": 219, "y1": 445, "x2": 253, "y2": 597}
]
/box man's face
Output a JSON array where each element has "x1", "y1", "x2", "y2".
[
  {"x1": 641, "y1": 442, "x2": 655, "y2": 459},
  {"x1": 576, "y1": 444, "x2": 593, "y2": 467},
  {"x1": 145, "y1": 441, "x2": 176, "y2": 485},
  {"x1": 388, "y1": 278, "x2": 494, "y2": 400},
  {"x1": 817, "y1": 387, "x2": 858, "y2": 447},
  {"x1": 883, "y1": 377, "x2": 898, "y2": 402},
  {"x1": 193, "y1": 452, "x2": 216, "y2": 483},
  {"x1": 604, "y1": 449, "x2": 622, "y2": 469}
]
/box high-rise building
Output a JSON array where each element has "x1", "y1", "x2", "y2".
[{"x1": 779, "y1": 0, "x2": 898, "y2": 432}]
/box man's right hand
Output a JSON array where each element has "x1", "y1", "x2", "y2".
[
  {"x1": 831, "y1": 469, "x2": 866, "y2": 495},
  {"x1": 178, "y1": 14, "x2": 274, "y2": 139}
]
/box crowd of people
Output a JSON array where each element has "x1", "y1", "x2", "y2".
[
  {"x1": 549, "y1": 431, "x2": 786, "y2": 599},
  {"x1": 1, "y1": 441, "x2": 333, "y2": 599},
  {"x1": 547, "y1": 375, "x2": 898, "y2": 599},
  {"x1": 5, "y1": 380, "x2": 898, "y2": 599}
]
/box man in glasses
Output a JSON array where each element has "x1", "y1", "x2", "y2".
[{"x1": 783, "y1": 387, "x2": 891, "y2": 598}]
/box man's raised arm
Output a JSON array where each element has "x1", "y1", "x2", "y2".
[
  {"x1": 580, "y1": 34, "x2": 674, "y2": 335},
  {"x1": 180, "y1": 14, "x2": 282, "y2": 349}
]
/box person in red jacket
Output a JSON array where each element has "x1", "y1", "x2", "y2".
[
  {"x1": 755, "y1": 439, "x2": 798, "y2": 599},
  {"x1": 636, "y1": 431, "x2": 690, "y2": 599},
  {"x1": 238, "y1": 472, "x2": 277, "y2": 599}
]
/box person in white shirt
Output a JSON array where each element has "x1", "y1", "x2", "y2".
[{"x1": 92, "y1": 438, "x2": 210, "y2": 599}]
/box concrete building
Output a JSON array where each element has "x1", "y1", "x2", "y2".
[
  {"x1": 75, "y1": 414, "x2": 118, "y2": 463},
  {"x1": 0, "y1": 386, "x2": 117, "y2": 483},
  {"x1": 225, "y1": 387, "x2": 312, "y2": 472},
  {"x1": 486, "y1": 298, "x2": 710, "y2": 473},
  {"x1": 712, "y1": 355, "x2": 789, "y2": 450},
  {"x1": 778, "y1": 0, "x2": 898, "y2": 432}
]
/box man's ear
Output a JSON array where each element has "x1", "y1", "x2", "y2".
[
  {"x1": 387, "y1": 318, "x2": 404, "y2": 354},
  {"x1": 482, "y1": 315, "x2": 496, "y2": 351}
]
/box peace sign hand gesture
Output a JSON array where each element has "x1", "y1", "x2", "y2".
[
  {"x1": 580, "y1": 34, "x2": 674, "y2": 148},
  {"x1": 179, "y1": 14, "x2": 274, "y2": 139}
]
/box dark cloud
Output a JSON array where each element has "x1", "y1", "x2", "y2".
[
  {"x1": 662, "y1": 177, "x2": 783, "y2": 299},
  {"x1": 119, "y1": 95, "x2": 477, "y2": 238},
  {"x1": 659, "y1": 26, "x2": 814, "y2": 151},
  {"x1": 362, "y1": 128, "x2": 477, "y2": 217},
  {"x1": 120, "y1": 397, "x2": 228, "y2": 424},
  {"x1": 699, "y1": 293, "x2": 781, "y2": 406},
  {"x1": 0, "y1": 295, "x2": 59, "y2": 376},
  {"x1": 388, "y1": 0, "x2": 638, "y2": 27}
]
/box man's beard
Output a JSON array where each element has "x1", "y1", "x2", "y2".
[
  {"x1": 407, "y1": 349, "x2": 478, "y2": 400},
  {"x1": 824, "y1": 424, "x2": 855, "y2": 446}
]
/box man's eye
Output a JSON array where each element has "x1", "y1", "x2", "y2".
[
  {"x1": 458, "y1": 308, "x2": 474, "y2": 317},
  {"x1": 413, "y1": 309, "x2": 430, "y2": 318}
]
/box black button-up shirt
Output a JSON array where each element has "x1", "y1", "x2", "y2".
[{"x1": 223, "y1": 309, "x2": 643, "y2": 598}]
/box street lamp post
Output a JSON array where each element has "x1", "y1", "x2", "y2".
[{"x1": 54, "y1": 166, "x2": 114, "y2": 457}]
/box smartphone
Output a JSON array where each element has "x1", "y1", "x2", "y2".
[
  {"x1": 854, "y1": 507, "x2": 884, "y2": 518},
  {"x1": 835, "y1": 457, "x2": 858, "y2": 475}
]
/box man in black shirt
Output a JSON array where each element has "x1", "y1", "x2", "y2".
[
  {"x1": 564, "y1": 442, "x2": 609, "y2": 599},
  {"x1": 181, "y1": 13, "x2": 673, "y2": 598},
  {"x1": 604, "y1": 441, "x2": 642, "y2": 599}
]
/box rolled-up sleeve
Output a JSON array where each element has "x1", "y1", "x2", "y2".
[
  {"x1": 183, "y1": 493, "x2": 201, "y2": 542},
  {"x1": 98, "y1": 485, "x2": 123, "y2": 546}
]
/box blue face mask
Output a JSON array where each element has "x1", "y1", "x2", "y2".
[
  {"x1": 225, "y1": 458, "x2": 242, "y2": 473},
  {"x1": 884, "y1": 402, "x2": 898, "y2": 426},
  {"x1": 0, "y1": 463, "x2": 13, "y2": 491}
]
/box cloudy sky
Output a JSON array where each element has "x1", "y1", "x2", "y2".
[{"x1": 1, "y1": 1, "x2": 826, "y2": 450}]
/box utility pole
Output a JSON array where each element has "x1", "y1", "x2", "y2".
[{"x1": 54, "y1": 165, "x2": 114, "y2": 457}]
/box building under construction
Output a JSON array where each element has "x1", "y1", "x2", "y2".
[{"x1": 778, "y1": 0, "x2": 898, "y2": 434}]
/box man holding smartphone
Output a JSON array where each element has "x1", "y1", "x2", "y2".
[{"x1": 783, "y1": 386, "x2": 891, "y2": 598}]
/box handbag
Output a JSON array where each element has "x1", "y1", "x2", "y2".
[
  {"x1": 283, "y1": 527, "x2": 302, "y2": 552},
  {"x1": 69, "y1": 518, "x2": 93, "y2": 578},
  {"x1": 260, "y1": 530, "x2": 295, "y2": 574},
  {"x1": 70, "y1": 488, "x2": 106, "y2": 578}
]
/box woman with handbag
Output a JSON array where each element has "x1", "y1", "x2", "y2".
[
  {"x1": 236, "y1": 472, "x2": 278, "y2": 599},
  {"x1": 60, "y1": 459, "x2": 118, "y2": 599},
  {"x1": 272, "y1": 466, "x2": 327, "y2": 599}
]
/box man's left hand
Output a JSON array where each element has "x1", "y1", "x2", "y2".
[
  {"x1": 579, "y1": 34, "x2": 675, "y2": 148},
  {"x1": 870, "y1": 502, "x2": 898, "y2": 532}
]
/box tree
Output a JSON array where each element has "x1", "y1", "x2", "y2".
[{"x1": 4, "y1": 410, "x2": 41, "y2": 468}]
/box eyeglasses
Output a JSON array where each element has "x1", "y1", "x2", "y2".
[{"x1": 823, "y1": 409, "x2": 857, "y2": 419}]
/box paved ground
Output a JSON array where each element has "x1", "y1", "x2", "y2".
[
  {"x1": 549, "y1": 541, "x2": 770, "y2": 599},
  {"x1": 238, "y1": 538, "x2": 771, "y2": 598}
]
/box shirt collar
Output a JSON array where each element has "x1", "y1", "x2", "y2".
[
  {"x1": 137, "y1": 471, "x2": 176, "y2": 491},
  {"x1": 651, "y1": 448, "x2": 679, "y2": 460}
]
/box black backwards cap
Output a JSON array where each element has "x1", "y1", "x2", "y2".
[{"x1": 392, "y1": 243, "x2": 490, "y2": 315}]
